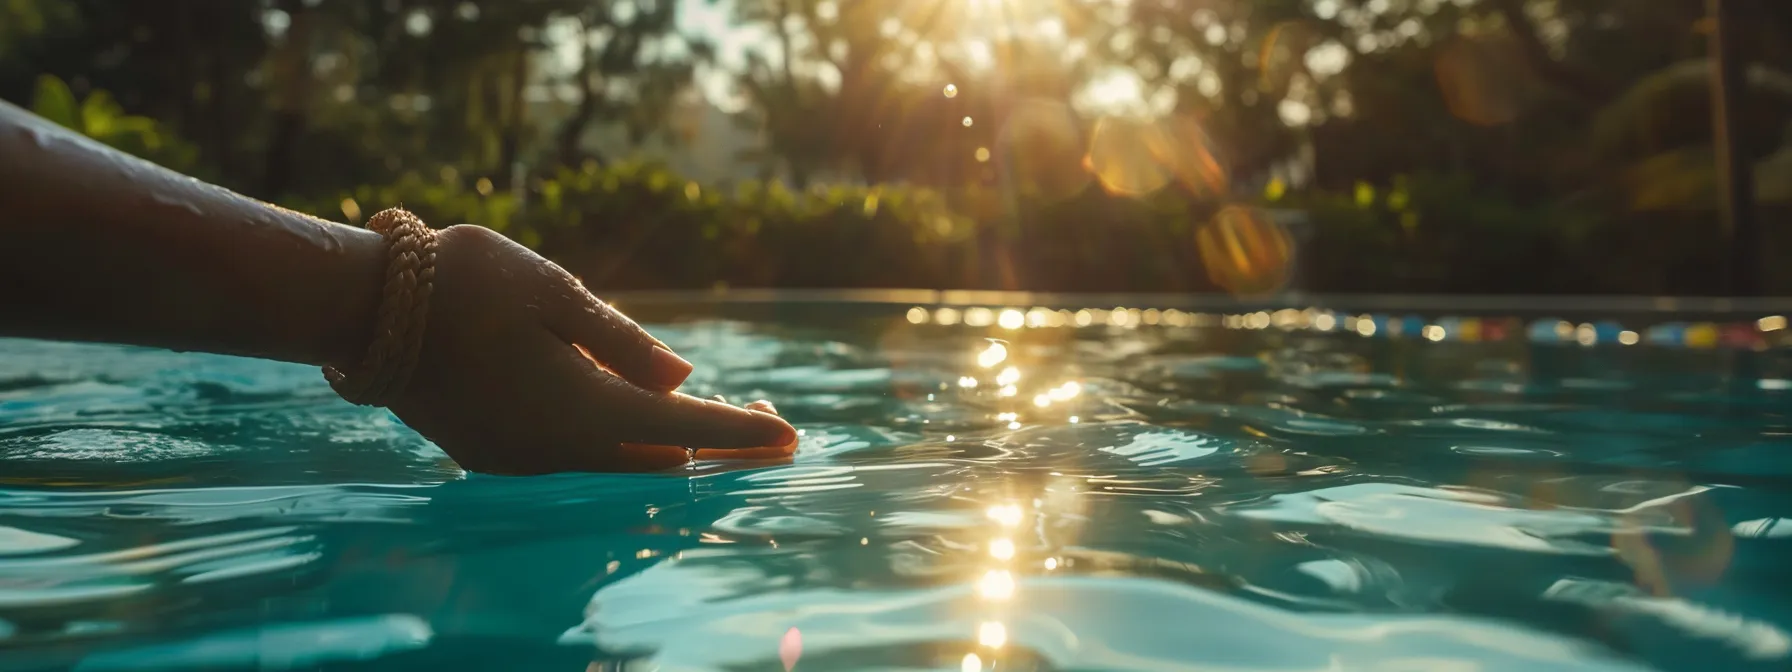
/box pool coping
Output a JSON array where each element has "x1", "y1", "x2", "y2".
[{"x1": 606, "y1": 288, "x2": 1792, "y2": 317}]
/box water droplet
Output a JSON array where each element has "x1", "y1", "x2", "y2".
[
  {"x1": 944, "y1": 83, "x2": 959, "y2": 98},
  {"x1": 962, "y1": 116, "x2": 974, "y2": 127}
]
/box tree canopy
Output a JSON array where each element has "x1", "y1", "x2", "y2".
[{"x1": 3, "y1": 0, "x2": 1789, "y2": 294}]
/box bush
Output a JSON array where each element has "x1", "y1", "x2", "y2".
[
  {"x1": 285, "y1": 160, "x2": 1772, "y2": 295},
  {"x1": 30, "y1": 75, "x2": 199, "y2": 173}
]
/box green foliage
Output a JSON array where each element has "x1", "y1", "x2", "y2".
[
  {"x1": 1273, "y1": 173, "x2": 1606, "y2": 293},
  {"x1": 29, "y1": 75, "x2": 197, "y2": 171},
  {"x1": 0, "y1": 0, "x2": 72, "y2": 50},
  {"x1": 284, "y1": 160, "x2": 1771, "y2": 295},
  {"x1": 9, "y1": 0, "x2": 1792, "y2": 295}
]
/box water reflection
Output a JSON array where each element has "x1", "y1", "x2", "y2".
[
  {"x1": 986, "y1": 504, "x2": 1024, "y2": 528},
  {"x1": 2, "y1": 313, "x2": 1789, "y2": 670},
  {"x1": 978, "y1": 620, "x2": 1006, "y2": 648},
  {"x1": 977, "y1": 569, "x2": 1016, "y2": 600},
  {"x1": 988, "y1": 538, "x2": 1015, "y2": 561}
]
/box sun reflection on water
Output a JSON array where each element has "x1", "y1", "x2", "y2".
[
  {"x1": 978, "y1": 621, "x2": 1007, "y2": 648},
  {"x1": 976, "y1": 341, "x2": 1008, "y2": 368},
  {"x1": 989, "y1": 538, "x2": 1016, "y2": 561},
  {"x1": 978, "y1": 569, "x2": 1015, "y2": 600},
  {"x1": 987, "y1": 504, "x2": 1024, "y2": 527},
  {"x1": 998, "y1": 309, "x2": 1025, "y2": 330}
]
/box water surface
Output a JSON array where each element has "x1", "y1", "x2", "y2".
[{"x1": 2, "y1": 306, "x2": 1791, "y2": 671}]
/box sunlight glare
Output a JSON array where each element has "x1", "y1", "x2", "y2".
[
  {"x1": 977, "y1": 342, "x2": 1008, "y2": 368},
  {"x1": 978, "y1": 621, "x2": 1008, "y2": 648},
  {"x1": 1049, "y1": 381, "x2": 1080, "y2": 401},
  {"x1": 998, "y1": 309, "x2": 1025, "y2": 330},
  {"x1": 987, "y1": 504, "x2": 1024, "y2": 527},
  {"x1": 989, "y1": 538, "x2": 1016, "y2": 560},
  {"x1": 1076, "y1": 69, "x2": 1149, "y2": 118},
  {"x1": 978, "y1": 569, "x2": 1016, "y2": 600}
]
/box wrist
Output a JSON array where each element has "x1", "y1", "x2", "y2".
[
  {"x1": 321, "y1": 208, "x2": 441, "y2": 406},
  {"x1": 314, "y1": 225, "x2": 391, "y2": 368}
]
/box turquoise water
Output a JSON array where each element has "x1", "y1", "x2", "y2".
[{"x1": 2, "y1": 305, "x2": 1792, "y2": 671}]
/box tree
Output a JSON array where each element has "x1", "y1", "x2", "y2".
[{"x1": 552, "y1": 0, "x2": 709, "y2": 169}]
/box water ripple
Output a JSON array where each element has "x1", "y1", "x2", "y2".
[{"x1": 1, "y1": 319, "x2": 1790, "y2": 671}]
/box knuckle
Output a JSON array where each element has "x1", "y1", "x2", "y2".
[{"x1": 438, "y1": 223, "x2": 504, "y2": 247}]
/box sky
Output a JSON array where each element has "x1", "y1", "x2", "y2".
[
  {"x1": 267, "y1": 0, "x2": 1354, "y2": 125},
  {"x1": 675, "y1": 0, "x2": 777, "y2": 113},
  {"x1": 668, "y1": 0, "x2": 1157, "y2": 117}
]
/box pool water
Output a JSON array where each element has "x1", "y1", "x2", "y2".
[{"x1": 2, "y1": 304, "x2": 1791, "y2": 671}]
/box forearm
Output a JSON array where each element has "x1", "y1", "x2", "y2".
[{"x1": 0, "y1": 100, "x2": 384, "y2": 367}]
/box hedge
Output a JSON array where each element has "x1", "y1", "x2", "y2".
[{"x1": 287, "y1": 161, "x2": 1785, "y2": 296}]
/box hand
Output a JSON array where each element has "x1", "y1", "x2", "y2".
[{"x1": 380, "y1": 225, "x2": 797, "y2": 474}]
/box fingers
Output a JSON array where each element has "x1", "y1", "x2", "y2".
[
  {"x1": 580, "y1": 371, "x2": 797, "y2": 450},
  {"x1": 693, "y1": 444, "x2": 797, "y2": 461},
  {"x1": 546, "y1": 282, "x2": 691, "y2": 392},
  {"x1": 695, "y1": 400, "x2": 798, "y2": 459},
  {"x1": 626, "y1": 400, "x2": 797, "y2": 462}
]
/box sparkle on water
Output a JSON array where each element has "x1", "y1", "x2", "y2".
[{"x1": 1, "y1": 302, "x2": 1790, "y2": 671}]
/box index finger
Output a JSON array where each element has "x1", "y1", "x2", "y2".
[
  {"x1": 588, "y1": 375, "x2": 798, "y2": 450},
  {"x1": 546, "y1": 277, "x2": 692, "y2": 392}
]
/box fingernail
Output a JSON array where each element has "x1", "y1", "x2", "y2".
[
  {"x1": 649, "y1": 346, "x2": 693, "y2": 389},
  {"x1": 760, "y1": 414, "x2": 798, "y2": 446}
]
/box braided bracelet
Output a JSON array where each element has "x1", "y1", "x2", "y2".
[{"x1": 323, "y1": 207, "x2": 439, "y2": 407}]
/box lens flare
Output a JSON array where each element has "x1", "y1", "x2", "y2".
[
  {"x1": 1259, "y1": 21, "x2": 1321, "y2": 95},
  {"x1": 1435, "y1": 35, "x2": 1527, "y2": 126},
  {"x1": 1149, "y1": 116, "x2": 1228, "y2": 196},
  {"x1": 1195, "y1": 206, "x2": 1294, "y2": 295},
  {"x1": 1087, "y1": 116, "x2": 1172, "y2": 196}
]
